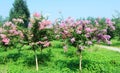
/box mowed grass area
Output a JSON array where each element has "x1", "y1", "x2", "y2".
[
  {"x1": 0, "y1": 40, "x2": 120, "y2": 73},
  {"x1": 110, "y1": 38, "x2": 120, "y2": 48}
]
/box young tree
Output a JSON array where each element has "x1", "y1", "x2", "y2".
[
  {"x1": 55, "y1": 17, "x2": 115, "y2": 72},
  {"x1": 0, "y1": 12, "x2": 51, "y2": 71},
  {"x1": 9, "y1": 0, "x2": 30, "y2": 27}
]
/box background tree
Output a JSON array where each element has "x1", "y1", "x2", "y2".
[
  {"x1": 9, "y1": 0, "x2": 30, "y2": 27},
  {"x1": 0, "y1": 16, "x2": 3, "y2": 26},
  {"x1": 0, "y1": 16, "x2": 9, "y2": 26},
  {"x1": 112, "y1": 11, "x2": 120, "y2": 40}
]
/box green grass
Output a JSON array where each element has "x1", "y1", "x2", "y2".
[
  {"x1": 110, "y1": 38, "x2": 120, "y2": 48},
  {"x1": 0, "y1": 40, "x2": 120, "y2": 73}
]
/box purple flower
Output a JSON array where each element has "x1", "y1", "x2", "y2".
[
  {"x1": 85, "y1": 33, "x2": 91, "y2": 38},
  {"x1": 95, "y1": 20, "x2": 99, "y2": 25},
  {"x1": 103, "y1": 35, "x2": 111, "y2": 40},
  {"x1": 87, "y1": 41, "x2": 92, "y2": 45},
  {"x1": 102, "y1": 29, "x2": 107, "y2": 33},
  {"x1": 85, "y1": 28, "x2": 91, "y2": 33},
  {"x1": 111, "y1": 25, "x2": 115, "y2": 30},
  {"x1": 76, "y1": 30, "x2": 82, "y2": 34},
  {"x1": 71, "y1": 38, "x2": 75, "y2": 43}
]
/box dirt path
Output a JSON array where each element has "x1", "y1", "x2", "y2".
[{"x1": 96, "y1": 45, "x2": 120, "y2": 52}]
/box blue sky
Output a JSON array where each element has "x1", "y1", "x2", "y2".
[{"x1": 0, "y1": 0, "x2": 120, "y2": 20}]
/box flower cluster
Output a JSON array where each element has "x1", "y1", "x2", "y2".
[
  {"x1": 12, "y1": 18, "x2": 24, "y2": 24},
  {"x1": 0, "y1": 21, "x2": 24, "y2": 46},
  {"x1": 55, "y1": 17, "x2": 115, "y2": 52},
  {"x1": 39, "y1": 20, "x2": 51, "y2": 30},
  {"x1": 0, "y1": 34, "x2": 10, "y2": 45},
  {"x1": 28, "y1": 12, "x2": 51, "y2": 49}
]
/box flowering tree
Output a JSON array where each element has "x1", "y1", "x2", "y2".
[
  {"x1": 27, "y1": 12, "x2": 51, "y2": 71},
  {"x1": 0, "y1": 12, "x2": 51, "y2": 71},
  {"x1": 55, "y1": 17, "x2": 115, "y2": 71},
  {"x1": 0, "y1": 19, "x2": 24, "y2": 51}
]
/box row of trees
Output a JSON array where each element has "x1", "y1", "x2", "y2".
[
  {"x1": 0, "y1": 13, "x2": 115, "y2": 72},
  {"x1": 0, "y1": 0, "x2": 120, "y2": 72},
  {"x1": 6, "y1": 0, "x2": 120, "y2": 39}
]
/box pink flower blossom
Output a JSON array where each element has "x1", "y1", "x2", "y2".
[
  {"x1": 75, "y1": 21, "x2": 81, "y2": 26},
  {"x1": 33, "y1": 12, "x2": 41, "y2": 18},
  {"x1": 85, "y1": 20, "x2": 91, "y2": 24},
  {"x1": 85, "y1": 33, "x2": 91, "y2": 37},
  {"x1": 36, "y1": 41, "x2": 44, "y2": 45},
  {"x1": 87, "y1": 41, "x2": 92, "y2": 45},
  {"x1": 105, "y1": 18, "x2": 115, "y2": 30},
  {"x1": 76, "y1": 30, "x2": 82, "y2": 34},
  {"x1": 0, "y1": 34, "x2": 6, "y2": 39},
  {"x1": 9, "y1": 29, "x2": 15, "y2": 33},
  {"x1": 111, "y1": 26, "x2": 115, "y2": 30},
  {"x1": 71, "y1": 38, "x2": 75, "y2": 43},
  {"x1": 12, "y1": 18, "x2": 24, "y2": 23},
  {"x1": 2, "y1": 38, "x2": 10, "y2": 45},
  {"x1": 95, "y1": 20, "x2": 99, "y2": 25},
  {"x1": 41, "y1": 20, "x2": 51, "y2": 26},
  {"x1": 11, "y1": 25, "x2": 17, "y2": 30},
  {"x1": 43, "y1": 41, "x2": 50, "y2": 47},
  {"x1": 103, "y1": 35, "x2": 111, "y2": 40},
  {"x1": 9, "y1": 29, "x2": 19, "y2": 35},
  {"x1": 39, "y1": 20, "x2": 51, "y2": 30},
  {"x1": 39, "y1": 22, "x2": 45, "y2": 30},
  {"x1": 3, "y1": 21, "x2": 13, "y2": 27},
  {"x1": 64, "y1": 30, "x2": 68, "y2": 34},
  {"x1": 14, "y1": 31, "x2": 19, "y2": 35},
  {"x1": 65, "y1": 17, "x2": 74, "y2": 24},
  {"x1": 85, "y1": 28, "x2": 91, "y2": 33},
  {"x1": 60, "y1": 22, "x2": 66, "y2": 28},
  {"x1": 102, "y1": 29, "x2": 107, "y2": 33},
  {"x1": 77, "y1": 26, "x2": 82, "y2": 31},
  {"x1": 28, "y1": 23, "x2": 33, "y2": 28},
  {"x1": 91, "y1": 28, "x2": 97, "y2": 32},
  {"x1": 19, "y1": 32, "x2": 24, "y2": 38},
  {"x1": 105, "y1": 18, "x2": 112, "y2": 24}
]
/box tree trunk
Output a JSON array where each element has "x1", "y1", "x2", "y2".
[
  {"x1": 79, "y1": 52, "x2": 82, "y2": 72},
  {"x1": 34, "y1": 50, "x2": 39, "y2": 71}
]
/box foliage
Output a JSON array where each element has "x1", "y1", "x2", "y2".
[
  {"x1": 0, "y1": 12, "x2": 51, "y2": 71},
  {"x1": 54, "y1": 17, "x2": 115, "y2": 71},
  {"x1": 0, "y1": 41, "x2": 120, "y2": 73},
  {"x1": 112, "y1": 11, "x2": 120, "y2": 40},
  {"x1": 56, "y1": 17, "x2": 115, "y2": 52},
  {"x1": 0, "y1": 19, "x2": 24, "y2": 50},
  {"x1": 29, "y1": 12, "x2": 51, "y2": 50},
  {"x1": 9, "y1": 0, "x2": 30, "y2": 27},
  {"x1": 0, "y1": 16, "x2": 9, "y2": 26}
]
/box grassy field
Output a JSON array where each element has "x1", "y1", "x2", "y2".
[
  {"x1": 110, "y1": 38, "x2": 120, "y2": 48},
  {"x1": 0, "y1": 40, "x2": 120, "y2": 73}
]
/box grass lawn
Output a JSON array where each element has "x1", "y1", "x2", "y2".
[
  {"x1": 0, "y1": 40, "x2": 120, "y2": 73},
  {"x1": 110, "y1": 38, "x2": 120, "y2": 48}
]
